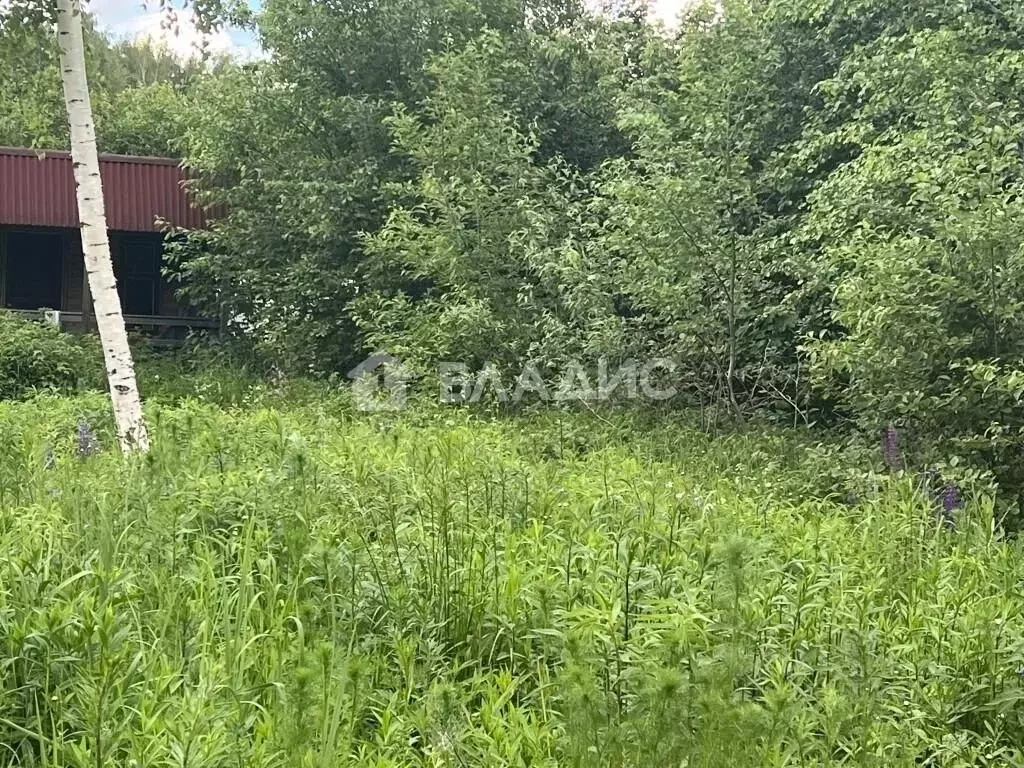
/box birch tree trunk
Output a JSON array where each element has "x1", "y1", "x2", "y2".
[{"x1": 56, "y1": 0, "x2": 150, "y2": 453}]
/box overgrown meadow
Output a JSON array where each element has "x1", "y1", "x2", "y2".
[{"x1": 2, "y1": 379, "x2": 1024, "y2": 767}]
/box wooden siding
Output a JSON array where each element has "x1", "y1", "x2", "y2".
[{"x1": 64, "y1": 231, "x2": 84, "y2": 311}]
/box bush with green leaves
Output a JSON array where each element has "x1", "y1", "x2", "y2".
[
  {"x1": 170, "y1": 0, "x2": 611, "y2": 375},
  {"x1": 574, "y1": 0, "x2": 799, "y2": 419},
  {"x1": 353, "y1": 32, "x2": 600, "y2": 374},
  {"x1": 0, "y1": 312, "x2": 101, "y2": 400},
  {"x1": 798, "y1": 22, "x2": 1024, "y2": 517}
]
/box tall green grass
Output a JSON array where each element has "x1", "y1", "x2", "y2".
[{"x1": 0, "y1": 393, "x2": 1022, "y2": 766}]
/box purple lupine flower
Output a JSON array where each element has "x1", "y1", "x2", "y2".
[
  {"x1": 76, "y1": 420, "x2": 98, "y2": 458},
  {"x1": 882, "y1": 424, "x2": 902, "y2": 470},
  {"x1": 930, "y1": 482, "x2": 961, "y2": 530},
  {"x1": 941, "y1": 484, "x2": 961, "y2": 521}
]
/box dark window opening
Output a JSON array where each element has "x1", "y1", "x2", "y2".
[
  {"x1": 114, "y1": 234, "x2": 162, "y2": 316},
  {"x1": 4, "y1": 231, "x2": 63, "y2": 310}
]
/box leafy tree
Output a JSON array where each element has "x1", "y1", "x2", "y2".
[
  {"x1": 576, "y1": 0, "x2": 789, "y2": 416},
  {"x1": 95, "y1": 82, "x2": 190, "y2": 156},
  {"x1": 170, "y1": 0, "x2": 621, "y2": 373},
  {"x1": 797, "y1": 18, "x2": 1024, "y2": 507},
  {"x1": 352, "y1": 31, "x2": 592, "y2": 372},
  {"x1": 0, "y1": 5, "x2": 81, "y2": 148},
  {"x1": 0, "y1": 6, "x2": 211, "y2": 156}
]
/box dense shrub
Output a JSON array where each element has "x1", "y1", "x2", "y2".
[
  {"x1": 347, "y1": 0, "x2": 1024, "y2": 520},
  {"x1": 798, "y1": 23, "x2": 1024, "y2": 518},
  {"x1": 0, "y1": 312, "x2": 102, "y2": 400}
]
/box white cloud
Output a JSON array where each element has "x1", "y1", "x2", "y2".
[
  {"x1": 88, "y1": 1, "x2": 260, "y2": 60},
  {"x1": 650, "y1": 0, "x2": 691, "y2": 26},
  {"x1": 586, "y1": 0, "x2": 695, "y2": 28},
  {"x1": 119, "y1": 11, "x2": 233, "y2": 58}
]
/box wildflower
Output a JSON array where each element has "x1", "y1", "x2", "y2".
[
  {"x1": 940, "y1": 484, "x2": 960, "y2": 529},
  {"x1": 941, "y1": 484, "x2": 960, "y2": 514},
  {"x1": 76, "y1": 420, "x2": 99, "y2": 458},
  {"x1": 882, "y1": 424, "x2": 902, "y2": 471}
]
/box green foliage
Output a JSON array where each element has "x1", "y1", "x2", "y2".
[
  {"x1": 354, "y1": 32, "x2": 591, "y2": 371},
  {"x1": 798, "y1": 17, "x2": 1024, "y2": 513},
  {"x1": 0, "y1": 395, "x2": 1022, "y2": 765},
  {"x1": 0, "y1": 8, "x2": 219, "y2": 156},
  {"x1": 578, "y1": 0, "x2": 797, "y2": 415},
  {"x1": 0, "y1": 313, "x2": 101, "y2": 399},
  {"x1": 94, "y1": 82, "x2": 190, "y2": 157},
  {"x1": 170, "y1": 0, "x2": 629, "y2": 373},
  {"x1": 9, "y1": 0, "x2": 1024, "y2": 514},
  {"x1": 0, "y1": 7, "x2": 70, "y2": 148},
  {"x1": 169, "y1": 59, "x2": 391, "y2": 373}
]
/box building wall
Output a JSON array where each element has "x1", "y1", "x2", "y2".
[
  {"x1": 0, "y1": 147, "x2": 213, "y2": 335},
  {"x1": 0, "y1": 148, "x2": 208, "y2": 232},
  {"x1": 1, "y1": 225, "x2": 191, "y2": 318}
]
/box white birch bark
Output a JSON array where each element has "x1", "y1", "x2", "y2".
[{"x1": 56, "y1": 0, "x2": 150, "y2": 453}]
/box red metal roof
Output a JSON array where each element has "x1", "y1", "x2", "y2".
[{"x1": 0, "y1": 147, "x2": 207, "y2": 232}]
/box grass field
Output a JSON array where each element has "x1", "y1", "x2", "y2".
[{"x1": 1, "y1": 385, "x2": 1023, "y2": 766}]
